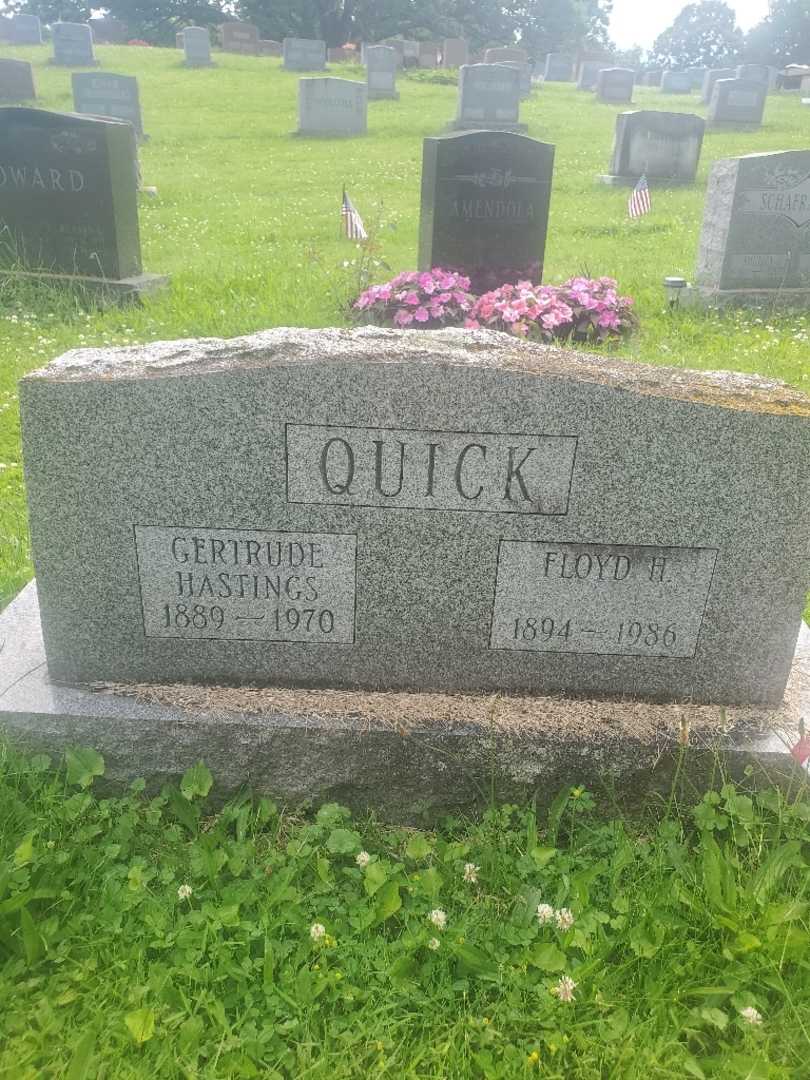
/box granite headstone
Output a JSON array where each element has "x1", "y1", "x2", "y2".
[
  {"x1": 259, "y1": 40, "x2": 283, "y2": 57},
  {"x1": 687, "y1": 66, "x2": 707, "y2": 90},
  {"x1": 701, "y1": 67, "x2": 735, "y2": 104},
  {"x1": 365, "y1": 45, "x2": 398, "y2": 100},
  {"x1": 644, "y1": 70, "x2": 663, "y2": 87},
  {"x1": 736, "y1": 64, "x2": 770, "y2": 86},
  {"x1": 596, "y1": 67, "x2": 634, "y2": 104},
  {"x1": 484, "y1": 47, "x2": 528, "y2": 64},
  {"x1": 88, "y1": 18, "x2": 127, "y2": 45},
  {"x1": 418, "y1": 42, "x2": 440, "y2": 69},
  {"x1": 51, "y1": 22, "x2": 97, "y2": 67},
  {"x1": 544, "y1": 53, "x2": 573, "y2": 81},
  {"x1": 10, "y1": 14, "x2": 42, "y2": 45},
  {"x1": 577, "y1": 60, "x2": 603, "y2": 90},
  {"x1": 72, "y1": 73, "x2": 146, "y2": 141},
  {"x1": 418, "y1": 130, "x2": 553, "y2": 291},
  {"x1": 0, "y1": 59, "x2": 36, "y2": 101},
  {"x1": 600, "y1": 110, "x2": 705, "y2": 185},
  {"x1": 220, "y1": 21, "x2": 259, "y2": 55},
  {"x1": 500, "y1": 61, "x2": 532, "y2": 99},
  {"x1": 708, "y1": 78, "x2": 767, "y2": 127},
  {"x1": 298, "y1": 77, "x2": 367, "y2": 136},
  {"x1": 453, "y1": 64, "x2": 523, "y2": 131},
  {"x1": 283, "y1": 37, "x2": 327, "y2": 71},
  {"x1": 442, "y1": 38, "x2": 468, "y2": 68},
  {"x1": 660, "y1": 70, "x2": 692, "y2": 93},
  {"x1": 183, "y1": 27, "x2": 214, "y2": 67}
]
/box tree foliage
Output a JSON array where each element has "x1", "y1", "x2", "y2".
[
  {"x1": 744, "y1": 0, "x2": 810, "y2": 66},
  {"x1": 650, "y1": 1, "x2": 743, "y2": 69}
]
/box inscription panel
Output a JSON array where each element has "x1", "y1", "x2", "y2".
[
  {"x1": 490, "y1": 541, "x2": 717, "y2": 657},
  {"x1": 286, "y1": 424, "x2": 577, "y2": 514},
  {"x1": 135, "y1": 526, "x2": 356, "y2": 643}
]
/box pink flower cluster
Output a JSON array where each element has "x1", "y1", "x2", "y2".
[
  {"x1": 353, "y1": 269, "x2": 475, "y2": 328},
  {"x1": 467, "y1": 276, "x2": 636, "y2": 343}
]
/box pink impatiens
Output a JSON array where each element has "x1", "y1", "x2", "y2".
[{"x1": 353, "y1": 269, "x2": 476, "y2": 330}]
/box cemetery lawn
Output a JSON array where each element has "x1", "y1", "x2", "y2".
[
  {"x1": 1, "y1": 744, "x2": 809, "y2": 1078},
  {"x1": 0, "y1": 48, "x2": 809, "y2": 614}
]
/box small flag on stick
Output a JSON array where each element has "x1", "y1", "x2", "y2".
[
  {"x1": 628, "y1": 173, "x2": 651, "y2": 219},
  {"x1": 341, "y1": 188, "x2": 367, "y2": 240}
]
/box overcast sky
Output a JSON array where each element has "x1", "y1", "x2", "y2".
[{"x1": 609, "y1": 0, "x2": 770, "y2": 51}]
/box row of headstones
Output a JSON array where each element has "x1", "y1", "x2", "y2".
[{"x1": 0, "y1": 14, "x2": 129, "y2": 45}]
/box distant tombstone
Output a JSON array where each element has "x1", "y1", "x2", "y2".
[
  {"x1": 381, "y1": 39, "x2": 405, "y2": 68},
  {"x1": 644, "y1": 69, "x2": 662, "y2": 87},
  {"x1": 366, "y1": 45, "x2": 398, "y2": 100},
  {"x1": 544, "y1": 53, "x2": 573, "y2": 81},
  {"x1": 453, "y1": 64, "x2": 524, "y2": 131},
  {"x1": 283, "y1": 37, "x2": 327, "y2": 71},
  {"x1": 259, "y1": 40, "x2": 282, "y2": 57},
  {"x1": 418, "y1": 42, "x2": 440, "y2": 69},
  {"x1": 695, "y1": 149, "x2": 810, "y2": 303},
  {"x1": 596, "y1": 67, "x2": 634, "y2": 104},
  {"x1": 328, "y1": 46, "x2": 352, "y2": 63},
  {"x1": 687, "y1": 66, "x2": 707, "y2": 90},
  {"x1": 708, "y1": 78, "x2": 767, "y2": 127},
  {"x1": 10, "y1": 14, "x2": 42, "y2": 45},
  {"x1": 221, "y1": 21, "x2": 259, "y2": 55},
  {"x1": 500, "y1": 60, "x2": 531, "y2": 99},
  {"x1": 183, "y1": 27, "x2": 214, "y2": 67},
  {"x1": 175, "y1": 31, "x2": 184, "y2": 49},
  {"x1": 88, "y1": 18, "x2": 127, "y2": 44},
  {"x1": 736, "y1": 64, "x2": 770, "y2": 85},
  {"x1": 577, "y1": 60, "x2": 603, "y2": 90},
  {"x1": 402, "y1": 40, "x2": 420, "y2": 67},
  {"x1": 72, "y1": 73, "x2": 146, "y2": 140},
  {"x1": 297, "y1": 77, "x2": 367, "y2": 136},
  {"x1": 660, "y1": 71, "x2": 692, "y2": 93},
  {"x1": 442, "y1": 38, "x2": 468, "y2": 68},
  {"x1": 0, "y1": 107, "x2": 166, "y2": 297},
  {"x1": 701, "y1": 67, "x2": 735, "y2": 103},
  {"x1": 0, "y1": 60, "x2": 36, "y2": 101},
  {"x1": 51, "y1": 22, "x2": 98, "y2": 67},
  {"x1": 418, "y1": 130, "x2": 554, "y2": 292},
  {"x1": 600, "y1": 110, "x2": 705, "y2": 186},
  {"x1": 485, "y1": 47, "x2": 528, "y2": 64}
]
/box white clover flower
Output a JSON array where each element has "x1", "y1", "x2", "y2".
[
  {"x1": 310, "y1": 922, "x2": 326, "y2": 941},
  {"x1": 463, "y1": 863, "x2": 479, "y2": 884},
  {"x1": 177, "y1": 884, "x2": 192, "y2": 901},
  {"x1": 551, "y1": 975, "x2": 577, "y2": 1002},
  {"x1": 428, "y1": 937, "x2": 440, "y2": 951},
  {"x1": 356, "y1": 851, "x2": 371, "y2": 868},
  {"x1": 740, "y1": 1006, "x2": 763, "y2": 1026},
  {"x1": 536, "y1": 903, "x2": 554, "y2": 925},
  {"x1": 555, "y1": 907, "x2": 575, "y2": 931},
  {"x1": 428, "y1": 908, "x2": 447, "y2": 931}
]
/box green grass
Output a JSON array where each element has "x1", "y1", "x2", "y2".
[
  {"x1": 0, "y1": 744, "x2": 808, "y2": 1078},
  {"x1": 0, "y1": 45, "x2": 809, "y2": 610}
]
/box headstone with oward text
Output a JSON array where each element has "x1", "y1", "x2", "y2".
[
  {"x1": 298, "y1": 77, "x2": 367, "y2": 136},
  {"x1": 72, "y1": 73, "x2": 146, "y2": 141},
  {"x1": 0, "y1": 59, "x2": 36, "y2": 101}
]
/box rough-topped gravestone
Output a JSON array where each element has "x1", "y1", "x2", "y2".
[
  {"x1": 183, "y1": 27, "x2": 214, "y2": 67},
  {"x1": 0, "y1": 59, "x2": 36, "y2": 101},
  {"x1": 577, "y1": 60, "x2": 603, "y2": 90},
  {"x1": 544, "y1": 53, "x2": 573, "y2": 81},
  {"x1": 0, "y1": 108, "x2": 166, "y2": 298},
  {"x1": 736, "y1": 64, "x2": 770, "y2": 85},
  {"x1": 596, "y1": 67, "x2": 634, "y2": 104},
  {"x1": 51, "y1": 22, "x2": 98, "y2": 67},
  {"x1": 298, "y1": 77, "x2": 367, "y2": 136},
  {"x1": 220, "y1": 21, "x2": 259, "y2": 55},
  {"x1": 72, "y1": 73, "x2": 146, "y2": 141},
  {"x1": 708, "y1": 78, "x2": 767, "y2": 127},
  {"x1": 419, "y1": 130, "x2": 553, "y2": 291},
  {"x1": 283, "y1": 37, "x2": 327, "y2": 71},
  {"x1": 442, "y1": 38, "x2": 468, "y2": 68},
  {"x1": 10, "y1": 14, "x2": 42, "y2": 45},
  {"x1": 695, "y1": 149, "x2": 810, "y2": 304},
  {"x1": 600, "y1": 110, "x2": 705, "y2": 186},
  {"x1": 365, "y1": 45, "x2": 398, "y2": 100},
  {"x1": 88, "y1": 18, "x2": 127, "y2": 44},
  {"x1": 18, "y1": 326, "x2": 810, "y2": 709},
  {"x1": 701, "y1": 67, "x2": 735, "y2": 103},
  {"x1": 660, "y1": 70, "x2": 692, "y2": 93},
  {"x1": 485, "y1": 47, "x2": 528, "y2": 64},
  {"x1": 687, "y1": 66, "x2": 707, "y2": 90},
  {"x1": 453, "y1": 63, "x2": 524, "y2": 131},
  {"x1": 418, "y1": 42, "x2": 440, "y2": 69}
]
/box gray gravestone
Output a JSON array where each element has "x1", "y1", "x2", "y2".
[
  {"x1": 220, "y1": 21, "x2": 259, "y2": 55},
  {"x1": 298, "y1": 77, "x2": 367, "y2": 136},
  {"x1": 259, "y1": 40, "x2": 282, "y2": 57},
  {"x1": 687, "y1": 66, "x2": 707, "y2": 90},
  {"x1": 485, "y1": 47, "x2": 528, "y2": 64},
  {"x1": 419, "y1": 42, "x2": 439, "y2": 69},
  {"x1": 701, "y1": 67, "x2": 735, "y2": 103},
  {"x1": 596, "y1": 67, "x2": 634, "y2": 104},
  {"x1": 176, "y1": 31, "x2": 184, "y2": 49},
  {"x1": 402, "y1": 40, "x2": 420, "y2": 66},
  {"x1": 708, "y1": 78, "x2": 767, "y2": 126},
  {"x1": 51, "y1": 22, "x2": 97, "y2": 67},
  {"x1": 600, "y1": 110, "x2": 705, "y2": 185},
  {"x1": 442, "y1": 38, "x2": 468, "y2": 68},
  {"x1": 72, "y1": 73, "x2": 146, "y2": 141},
  {"x1": 500, "y1": 60, "x2": 531, "y2": 99},
  {"x1": 88, "y1": 18, "x2": 127, "y2": 44},
  {"x1": 283, "y1": 37, "x2": 327, "y2": 71},
  {"x1": 0, "y1": 59, "x2": 36, "y2": 101},
  {"x1": 660, "y1": 70, "x2": 692, "y2": 93},
  {"x1": 365, "y1": 45, "x2": 398, "y2": 100},
  {"x1": 695, "y1": 149, "x2": 810, "y2": 304},
  {"x1": 381, "y1": 39, "x2": 404, "y2": 67},
  {"x1": 418, "y1": 130, "x2": 553, "y2": 291},
  {"x1": 453, "y1": 64, "x2": 524, "y2": 131},
  {"x1": 0, "y1": 107, "x2": 166, "y2": 297},
  {"x1": 183, "y1": 27, "x2": 214, "y2": 67},
  {"x1": 644, "y1": 70, "x2": 663, "y2": 86},
  {"x1": 18, "y1": 326, "x2": 810, "y2": 709},
  {"x1": 577, "y1": 60, "x2": 603, "y2": 90},
  {"x1": 736, "y1": 64, "x2": 770, "y2": 85},
  {"x1": 544, "y1": 53, "x2": 573, "y2": 81},
  {"x1": 10, "y1": 14, "x2": 42, "y2": 45}
]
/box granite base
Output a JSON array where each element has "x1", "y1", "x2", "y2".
[
  {"x1": 598, "y1": 174, "x2": 695, "y2": 186},
  {"x1": 685, "y1": 285, "x2": 810, "y2": 308},
  {"x1": 1, "y1": 582, "x2": 807, "y2": 823},
  {"x1": 3, "y1": 270, "x2": 169, "y2": 304},
  {"x1": 368, "y1": 91, "x2": 399, "y2": 100}
]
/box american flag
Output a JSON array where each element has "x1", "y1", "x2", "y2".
[
  {"x1": 628, "y1": 173, "x2": 651, "y2": 219},
  {"x1": 341, "y1": 188, "x2": 367, "y2": 240}
]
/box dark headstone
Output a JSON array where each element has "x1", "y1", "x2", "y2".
[
  {"x1": 600, "y1": 110, "x2": 705, "y2": 185},
  {"x1": 72, "y1": 73, "x2": 145, "y2": 140},
  {"x1": 0, "y1": 59, "x2": 36, "y2": 101},
  {"x1": 577, "y1": 60, "x2": 603, "y2": 90},
  {"x1": 10, "y1": 14, "x2": 42, "y2": 45},
  {"x1": 500, "y1": 60, "x2": 531, "y2": 99},
  {"x1": 736, "y1": 64, "x2": 770, "y2": 85},
  {"x1": 418, "y1": 130, "x2": 554, "y2": 292},
  {"x1": 708, "y1": 78, "x2": 767, "y2": 127},
  {"x1": 701, "y1": 67, "x2": 735, "y2": 104},
  {"x1": 596, "y1": 67, "x2": 634, "y2": 104},
  {"x1": 442, "y1": 38, "x2": 468, "y2": 68},
  {"x1": 283, "y1": 38, "x2": 327, "y2": 71},
  {"x1": 88, "y1": 18, "x2": 127, "y2": 45},
  {"x1": 51, "y1": 23, "x2": 97, "y2": 67},
  {"x1": 220, "y1": 21, "x2": 259, "y2": 56},
  {"x1": 175, "y1": 31, "x2": 184, "y2": 49},
  {"x1": 544, "y1": 53, "x2": 573, "y2": 81},
  {"x1": 418, "y1": 42, "x2": 440, "y2": 69}
]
